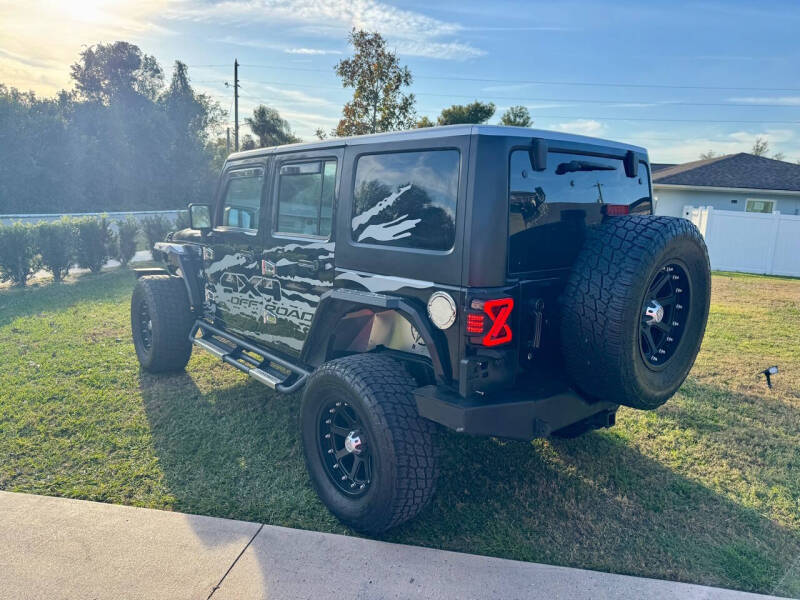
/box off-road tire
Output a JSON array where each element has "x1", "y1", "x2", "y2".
[
  {"x1": 561, "y1": 215, "x2": 710, "y2": 410},
  {"x1": 300, "y1": 354, "x2": 438, "y2": 534},
  {"x1": 131, "y1": 275, "x2": 194, "y2": 373}
]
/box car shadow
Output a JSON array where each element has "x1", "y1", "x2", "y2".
[{"x1": 138, "y1": 371, "x2": 800, "y2": 597}]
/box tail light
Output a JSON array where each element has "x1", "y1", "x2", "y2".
[
  {"x1": 466, "y1": 298, "x2": 514, "y2": 346},
  {"x1": 603, "y1": 204, "x2": 630, "y2": 216},
  {"x1": 466, "y1": 313, "x2": 485, "y2": 334}
]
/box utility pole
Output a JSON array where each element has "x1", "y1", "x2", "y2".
[
  {"x1": 234, "y1": 59, "x2": 239, "y2": 151},
  {"x1": 226, "y1": 127, "x2": 230, "y2": 154}
]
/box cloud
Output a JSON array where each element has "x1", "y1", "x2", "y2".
[
  {"x1": 0, "y1": 0, "x2": 171, "y2": 94},
  {"x1": 728, "y1": 129, "x2": 795, "y2": 144},
  {"x1": 169, "y1": 0, "x2": 484, "y2": 60},
  {"x1": 284, "y1": 48, "x2": 342, "y2": 55},
  {"x1": 640, "y1": 129, "x2": 798, "y2": 163},
  {"x1": 241, "y1": 82, "x2": 336, "y2": 107},
  {"x1": 552, "y1": 119, "x2": 606, "y2": 136},
  {"x1": 465, "y1": 26, "x2": 576, "y2": 32},
  {"x1": 210, "y1": 36, "x2": 341, "y2": 55},
  {"x1": 210, "y1": 35, "x2": 274, "y2": 49},
  {"x1": 728, "y1": 96, "x2": 800, "y2": 106},
  {"x1": 391, "y1": 40, "x2": 484, "y2": 60}
]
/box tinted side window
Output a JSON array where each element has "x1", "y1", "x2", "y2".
[
  {"x1": 276, "y1": 160, "x2": 336, "y2": 237},
  {"x1": 221, "y1": 168, "x2": 264, "y2": 230},
  {"x1": 352, "y1": 150, "x2": 459, "y2": 251}
]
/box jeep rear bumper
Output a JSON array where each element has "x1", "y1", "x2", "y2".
[{"x1": 414, "y1": 381, "x2": 617, "y2": 441}]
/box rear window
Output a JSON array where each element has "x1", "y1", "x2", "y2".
[
  {"x1": 508, "y1": 150, "x2": 650, "y2": 273},
  {"x1": 351, "y1": 150, "x2": 459, "y2": 251}
]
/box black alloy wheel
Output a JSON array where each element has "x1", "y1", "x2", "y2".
[
  {"x1": 639, "y1": 262, "x2": 691, "y2": 369},
  {"x1": 138, "y1": 299, "x2": 153, "y2": 351},
  {"x1": 316, "y1": 398, "x2": 372, "y2": 496},
  {"x1": 300, "y1": 354, "x2": 438, "y2": 533}
]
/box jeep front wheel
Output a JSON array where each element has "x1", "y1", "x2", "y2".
[
  {"x1": 561, "y1": 215, "x2": 711, "y2": 410},
  {"x1": 300, "y1": 354, "x2": 437, "y2": 533},
  {"x1": 131, "y1": 275, "x2": 194, "y2": 373}
]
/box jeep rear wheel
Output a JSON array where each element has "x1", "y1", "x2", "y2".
[
  {"x1": 561, "y1": 215, "x2": 710, "y2": 410},
  {"x1": 131, "y1": 275, "x2": 194, "y2": 373},
  {"x1": 300, "y1": 354, "x2": 437, "y2": 534}
]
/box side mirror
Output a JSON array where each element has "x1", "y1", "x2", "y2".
[{"x1": 189, "y1": 203, "x2": 212, "y2": 231}]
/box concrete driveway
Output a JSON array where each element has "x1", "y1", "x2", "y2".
[{"x1": 0, "y1": 492, "x2": 788, "y2": 600}]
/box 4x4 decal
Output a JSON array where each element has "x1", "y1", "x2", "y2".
[
  {"x1": 220, "y1": 272, "x2": 282, "y2": 301},
  {"x1": 217, "y1": 271, "x2": 282, "y2": 325},
  {"x1": 216, "y1": 270, "x2": 315, "y2": 328}
]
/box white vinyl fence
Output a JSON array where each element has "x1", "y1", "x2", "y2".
[
  {"x1": 684, "y1": 206, "x2": 800, "y2": 277},
  {"x1": 0, "y1": 209, "x2": 182, "y2": 228}
]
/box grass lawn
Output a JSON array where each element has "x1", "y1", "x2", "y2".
[{"x1": 1, "y1": 269, "x2": 799, "y2": 595}]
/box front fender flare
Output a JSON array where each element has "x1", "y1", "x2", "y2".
[
  {"x1": 153, "y1": 241, "x2": 204, "y2": 311},
  {"x1": 300, "y1": 288, "x2": 452, "y2": 384}
]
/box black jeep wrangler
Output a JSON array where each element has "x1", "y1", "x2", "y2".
[{"x1": 131, "y1": 125, "x2": 710, "y2": 533}]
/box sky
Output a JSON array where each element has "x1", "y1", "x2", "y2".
[{"x1": 1, "y1": 0, "x2": 799, "y2": 163}]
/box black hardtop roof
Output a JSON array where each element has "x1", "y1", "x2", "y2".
[{"x1": 227, "y1": 124, "x2": 648, "y2": 162}]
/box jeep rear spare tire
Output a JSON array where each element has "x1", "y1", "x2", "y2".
[{"x1": 561, "y1": 215, "x2": 711, "y2": 410}]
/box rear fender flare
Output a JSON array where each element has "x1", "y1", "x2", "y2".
[{"x1": 300, "y1": 288, "x2": 452, "y2": 384}]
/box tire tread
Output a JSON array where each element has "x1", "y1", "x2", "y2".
[
  {"x1": 305, "y1": 354, "x2": 437, "y2": 532},
  {"x1": 561, "y1": 215, "x2": 709, "y2": 409},
  {"x1": 131, "y1": 275, "x2": 194, "y2": 373}
]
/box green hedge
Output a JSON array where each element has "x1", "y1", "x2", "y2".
[
  {"x1": 0, "y1": 213, "x2": 181, "y2": 287},
  {"x1": 0, "y1": 222, "x2": 40, "y2": 286},
  {"x1": 37, "y1": 218, "x2": 77, "y2": 282},
  {"x1": 116, "y1": 217, "x2": 140, "y2": 266}
]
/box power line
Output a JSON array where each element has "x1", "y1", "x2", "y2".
[
  {"x1": 221, "y1": 78, "x2": 800, "y2": 109},
  {"x1": 187, "y1": 63, "x2": 800, "y2": 92},
  {"x1": 203, "y1": 83, "x2": 800, "y2": 125}
]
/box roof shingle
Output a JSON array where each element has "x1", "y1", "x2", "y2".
[{"x1": 652, "y1": 153, "x2": 800, "y2": 192}]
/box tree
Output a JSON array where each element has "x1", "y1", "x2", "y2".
[
  {"x1": 0, "y1": 43, "x2": 225, "y2": 215},
  {"x1": 162, "y1": 61, "x2": 223, "y2": 143},
  {"x1": 752, "y1": 137, "x2": 769, "y2": 156},
  {"x1": 314, "y1": 128, "x2": 329, "y2": 140},
  {"x1": 415, "y1": 116, "x2": 435, "y2": 128},
  {"x1": 245, "y1": 105, "x2": 300, "y2": 147},
  {"x1": 334, "y1": 29, "x2": 416, "y2": 136},
  {"x1": 699, "y1": 150, "x2": 718, "y2": 160},
  {"x1": 500, "y1": 105, "x2": 532, "y2": 127},
  {"x1": 160, "y1": 61, "x2": 225, "y2": 206},
  {"x1": 241, "y1": 134, "x2": 256, "y2": 150},
  {"x1": 437, "y1": 101, "x2": 495, "y2": 125},
  {"x1": 206, "y1": 135, "x2": 231, "y2": 170},
  {"x1": 751, "y1": 137, "x2": 786, "y2": 160},
  {"x1": 70, "y1": 42, "x2": 164, "y2": 104}
]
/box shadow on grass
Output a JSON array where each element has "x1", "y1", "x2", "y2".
[
  {"x1": 0, "y1": 269, "x2": 135, "y2": 328},
  {"x1": 139, "y1": 370, "x2": 800, "y2": 596}
]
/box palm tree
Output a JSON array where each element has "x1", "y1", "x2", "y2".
[{"x1": 245, "y1": 105, "x2": 300, "y2": 148}]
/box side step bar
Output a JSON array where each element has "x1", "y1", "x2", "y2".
[{"x1": 189, "y1": 320, "x2": 310, "y2": 393}]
